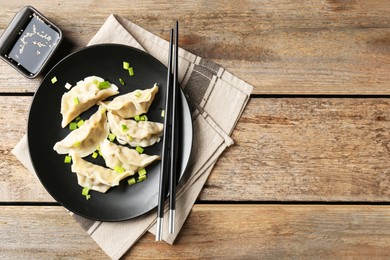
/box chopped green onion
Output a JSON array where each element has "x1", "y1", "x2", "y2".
[
  {"x1": 134, "y1": 91, "x2": 141, "y2": 97},
  {"x1": 75, "y1": 116, "x2": 81, "y2": 121},
  {"x1": 119, "y1": 78, "x2": 125, "y2": 85},
  {"x1": 51, "y1": 76, "x2": 57, "y2": 84},
  {"x1": 127, "y1": 135, "x2": 134, "y2": 141},
  {"x1": 92, "y1": 152, "x2": 98, "y2": 159},
  {"x1": 108, "y1": 133, "x2": 116, "y2": 142},
  {"x1": 69, "y1": 122, "x2": 78, "y2": 131},
  {"x1": 134, "y1": 115, "x2": 147, "y2": 121},
  {"x1": 77, "y1": 119, "x2": 84, "y2": 128},
  {"x1": 135, "y1": 146, "x2": 144, "y2": 154},
  {"x1": 73, "y1": 97, "x2": 79, "y2": 105},
  {"x1": 92, "y1": 79, "x2": 99, "y2": 85},
  {"x1": 137, "y1": 175, "x2": 147, "y2": 182},
  {"x1": 161, "y1": 110, "x2": 165, "y2": 117},
  {"x1": 123, "y1": 61, "x2": 130, "y2": 70},
  {"x1": 121, "y1": 124, "x2": 128, "y2": 131},
  {"x1": 114, "y1": 165, "x2": 125, "y2": 174},
  {"x1": 98, "y1": 81, "x2": 111, "y2": 90},
  {"x1": 64, "y1": 155, "x2": 72, "y2": 163},
  {"x1": 127, "y1": 177, "x2": 136, "y2": 185},
  {"x1": 138, "y1": 168, "x2": 147, "y2": 176},
  {"x1": 82, "y1": 187, "x2": 89, "y2": 196},
  {"x1": 65, "y1": 82, "x2": 72, "y2": 89},
  {"x1": 73, "y1": 141, "x2": 81, "y2": 147},
  {"x1": 128, "y1": 67, "x2": 134, "y2": 76},
  {"x1": 85, "y1": 194, "x2": 91, "y2": 200},
  {"x1": 138, "y1": 175, "x2": 147, "y2": 180}
]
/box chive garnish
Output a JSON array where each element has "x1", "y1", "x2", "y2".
[
  {"x1": 82, "y1": 187, "x2": 89, "y2": 196},
  {"x1": 108, "y1": 133, "x2": 116, "y2": 142},
  {"x1": 69, "y1": 122, "x2": 77, "y2": 131},
  {"x1": 128, "y1": 67, "x2": 134, "y2": 76},
  {"x1": 73, "y1": 97, "x2": 79, "y2": 105},
  {"x1": 135, "y1": 146, "x2": 144, "y2": 154},
  {"x1": 82, "y1": 187, "x2": 91, "y2": 200},
  {"x1": 121, "y1": 124, "x2": 128, "y2": 131},
  {"x1": 138, "y1": 168, "x2": 147, "y2": 176},
  {"x1": 119, "y1": 78, "x2": 125, "y2": 85},
  {"x1": 137, "y1": 175, "x2": 147, "y2": 182},
  {"x1": 64, "y1": 155, "x2": 72, "y2": 163},
  {"x1": 114, "y1": 165, "x2": 125, "y2": 174},
  {"x1": 134, "y1": 115, "x2": 147, "y2": 122},
  {"x1": 98, "y1": 81, "x2": 111, "y2": 90},
  {"x1": 77, "y1": 119, "x2": 84, "y2": 128},
  {"x1": 51, "y1": 76, "x2": 57, "y2": 84},
  {"x1": 123, "y1": 61, "x2": 130, "y2": 70},
  {"x1": 127, "y1": 178, "x2": 136, "y2": 185}
]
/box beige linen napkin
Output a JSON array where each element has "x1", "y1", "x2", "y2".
[{"x1": 12, "y1": 14, "x2": 252, "y2": 260}]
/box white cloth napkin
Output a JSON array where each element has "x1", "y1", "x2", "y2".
[{"x1": 12, "y1": 14, "x2": 252, "y2": 260}]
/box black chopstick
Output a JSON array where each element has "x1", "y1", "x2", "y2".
[
  {"x1": 169, "y1": 21, "x2": 179, "y2": 234},
  {"x1": 156, "y1": 22, "x2": 179, "y2": 241}
]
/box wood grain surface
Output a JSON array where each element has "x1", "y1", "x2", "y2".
[
  {"x1": 0, "y1": 205, "x2": 389, "y2": 259},
  {"x1": 1, "y1": 0, "x2": 390, "y2": 259},
  {"x1": 2, "y1": 96, "x2": 390, "y2": 202},
  {"x1": 0, "y1": 0, "x2": 390, "y2": 94}
]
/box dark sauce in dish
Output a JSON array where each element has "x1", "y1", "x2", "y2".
[{"x1": 6, "y1": 13, "x2": 60, "y2": 76}]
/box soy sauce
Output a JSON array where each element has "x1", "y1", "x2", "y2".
[{"x1": 7, "y1": 13, "x2": 60, "y2": 75}]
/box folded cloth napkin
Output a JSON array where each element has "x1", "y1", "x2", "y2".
[{"x1": 12, "y1": 14, "x2": 252, "y2": 259}]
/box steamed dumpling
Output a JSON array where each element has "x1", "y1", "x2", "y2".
[
  {"x1": 107, "y1": 111, "x2": 163, "y2": 147},
  {"x1": 53, "y1": 106, "x2": 109, "y2": 157},
  {"x1": 100, "y1": 139, "x2": 160, "y2": 172},
  {"x1": 71, "y1": 154, "x2": 134, "y2": 193},
  {"x1": 102, "y1": 84, "x2": 158, "y2": 119},
  {"x1": 60, "y1": 76, "x2": 119, "y2": 128}
]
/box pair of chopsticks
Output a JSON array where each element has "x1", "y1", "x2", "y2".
[{"x1": 156, "y1": 21, "x2": 179, "y2": 241}]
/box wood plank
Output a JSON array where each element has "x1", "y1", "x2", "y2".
[
  {"x1": 2, "y1": 96, "x2": 390, "y2": 202},
  {"x1": 129, "y1": 204, "x2": 390, "y2": 259},
  {"x1": 0, "y1": 206, "x2": 107, "y2": 259},
  {"x1": 200, "y1": 97, "x2": 390, "y2": 202},
  {"x1": 0, "y1": 96, "x2": 52, "y2": 202},
  {"x1": 0, "y1": 1, "x2": 390, "y2": 94},
  {"x1": 0, "y1": 204, "x2": 389, "y2": 259}
]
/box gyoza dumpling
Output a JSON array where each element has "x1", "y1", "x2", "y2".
[
  {"x1": 107, "y1": 111, "x2": 163, "y2": 147},
  {"x1": 53, "y1": 106, "x2": 109, "y2": 157},
  {"x1": 60, "y1": 76, "x2": 119, "y2": 128},
  {"x1": 103, "y1": 84, "x2": 158, "y2": 119},
  {"x1": 100, "y1": 139, "x2": 160, "y2": 172},
  {"x1": 71, "y1": 154, "x2": 134, "y2": 193}
]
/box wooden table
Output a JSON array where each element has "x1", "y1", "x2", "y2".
[{"x1": 1, "y1": 1, "x2": 390, "y2": 258}]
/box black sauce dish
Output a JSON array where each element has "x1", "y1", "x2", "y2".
[{"x1": 0, "y1": 6, "x2": 63, "y2": 79}]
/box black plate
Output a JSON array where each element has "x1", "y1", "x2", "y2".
[{"x1": 27, "y1": 44, "x2": 193, "y2": 221}]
